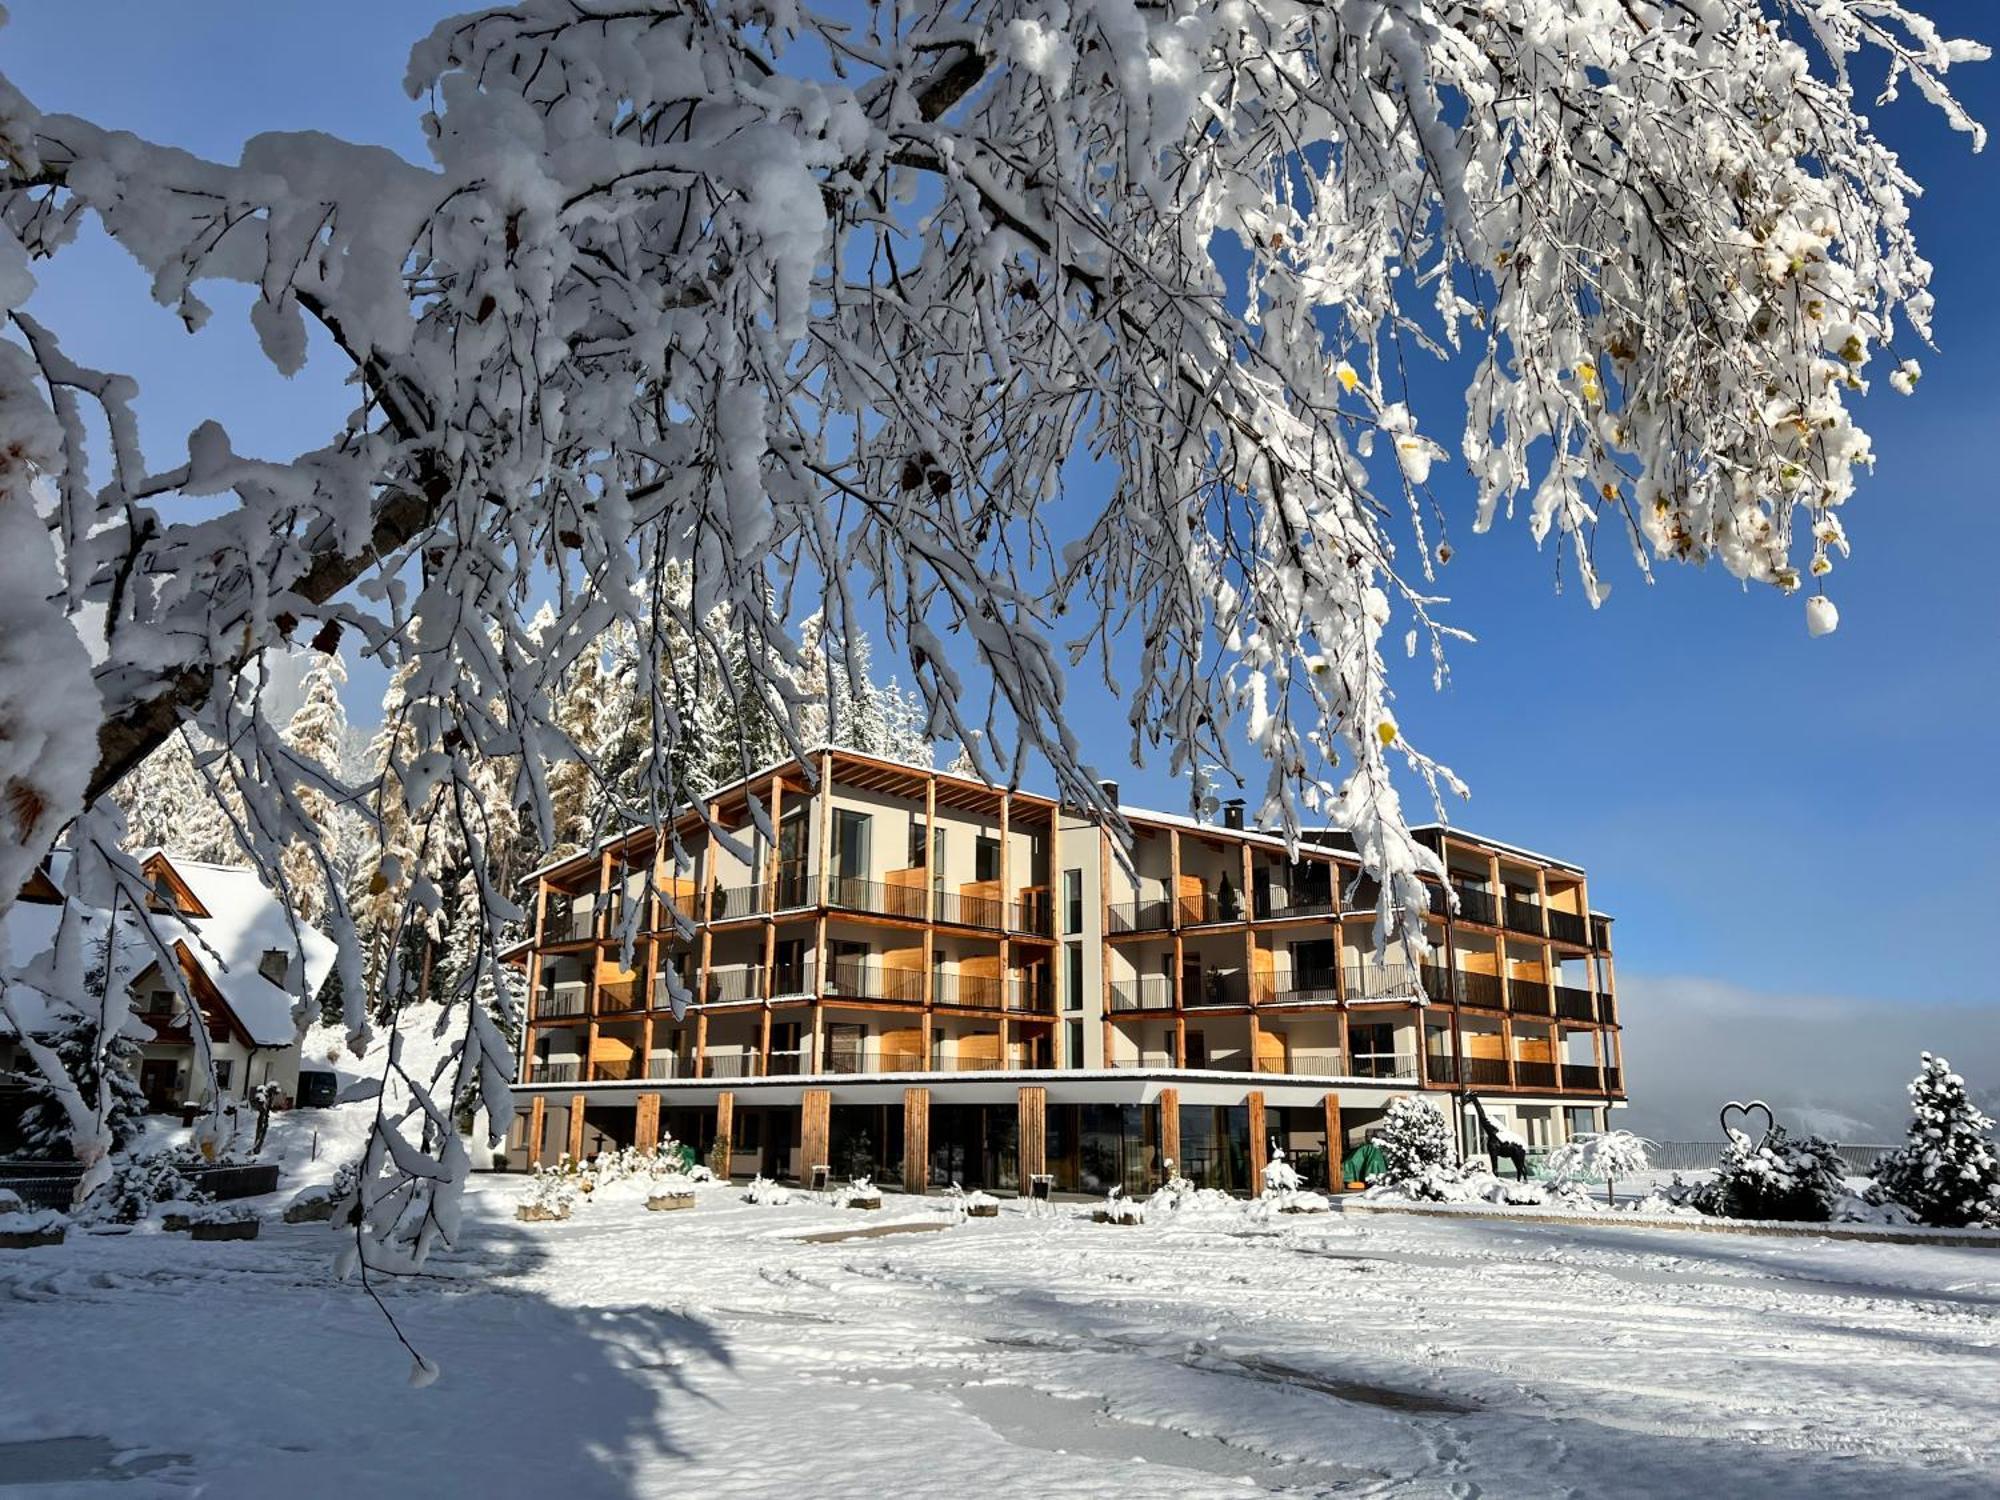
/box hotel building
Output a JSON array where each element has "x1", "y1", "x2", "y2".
[{"x1": 504, "y1": 749, "x2": 1625, "y2": 1194}]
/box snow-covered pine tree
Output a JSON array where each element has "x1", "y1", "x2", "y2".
[
  {"x1": 113, "y1": 728, "x2": 240, "y2": 863},
  {"x1": 12, "y1": 1010, "x2": 146, "y2": 1160},
  {"x1": 1871, "y1": 1054, "x2": 2000, "y2": 1229},
  {"x1": 277, "y1": 649, "x2": 349, "y2": 925},
  {"x1": 1373, "y1": 1097, "x2": 1455, "y2": 1184}
]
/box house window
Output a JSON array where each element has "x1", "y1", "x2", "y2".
[
  {"x1": 1066, "y1": 1020, "x2": 1084, "y2": 1069},
  {"x1": 1064, "y1": 943, "x2": 1084, "y2": 1012},
  {"x1": 975, "y1": 836, "x2": 1000, "y2": 883},
  {"x1": 1062, "y1": 869, "x2": 1083, "y2": 934},
  {"x1": 213, "y1": 1059, "x2": 234, "y2": 1092},
  {"x1": 834, "y1": 809, "x2": 871, "y2": 879},
  {"x1": 143, "y1": 989, "x2": 174, "y2": 1018},
  {"x1": 908, "y1": 817, "x2": 928, "y2": 869},
  {"x1": 258, "y1": 949, "x2": 290, "y2": 986}
]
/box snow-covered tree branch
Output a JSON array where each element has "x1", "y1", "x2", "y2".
[{"x1": 0, "y1": 0, "x2": 1983, "y2": 1286}]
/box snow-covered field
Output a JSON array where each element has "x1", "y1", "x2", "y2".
[{"x1": 2, "y1": 1176, "x2": 1995, "y2": 1498}]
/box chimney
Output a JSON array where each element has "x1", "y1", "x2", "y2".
[
  {"x1": 1223, "y1": 798, "x2": 1245, "y2": 831},
  {"x1": 1098, "y1": 779, "x2": 1120, "y2": 807}
]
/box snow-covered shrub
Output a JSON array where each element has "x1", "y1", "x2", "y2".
[
  {"x1": 77, "y1": 1148, "x2": 207, "y2": 1225},
  {"x1": 944, "y1": 1183, "x2": 1000, "y2": 1217},
  {"x1": 1261, "y1": 1144, "x2": 1302, "y2": 1196},
  {"x1": 1374, "y1": 1098, "x2": 1454, "y2": 1184},
  {"x1": 742, "y1": 1176, "x2": 793, "y2": 1206},
  {"x1": 1868, "y1": 1054, "x2": 2000, "y2": 1229},
  {"x1": 1547, "y1": 1131, "x2": 1654, "y2": 1206},
  {"x1": 1092, "y1": 1185, "x2": 1145, "y2": 1224},
  {"x1": 1692, "y1": 1127, "x2": 1846, "y2": 1222},
  {"x1": 517, "y1": 1162, "x2": 580, "y2": 1222},
  {"x1": 0, "y1": 1206, "x2": 67, "y2": 1246},
  {"x1": 833, "y1": 1176, "x2": 881, "y2": 1208}
]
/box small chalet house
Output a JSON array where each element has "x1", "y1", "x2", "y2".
[{"x1": 3, "y1": 851, "x2": 335, "y2": 1112}]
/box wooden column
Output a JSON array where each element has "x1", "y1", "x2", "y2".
[
  {"x1": 566, "y1": 1093, "x2": 587, "y2": 1161},
  {"x1": 1017, "y1": 1085, "x2": 1047, "y2": 1183},
  {"x1": 635, "y1": 1093, "x2": 661, "y2": 1152},
  {"x1": 903, "y1": 1087, "x2": 931, "y2": 1194},
  {"x1": 1323, "y1": 1091, "x2": 1344, "y2": 1186},
  {"x1": 800, "y1": 1087, "x2": 831, "y2": 1179},
  {"x1": 527, "y1": 1093, "x2": 547, "y2": 1167},
  {"x1": 1158, "y1": 1086, "x2": 1181, "y2": 1177},
  {"x1": 1246, "y1": 1090, "x2": 1268, "y2": 1190},
  {"x1": 714, "y1": 1090, "x2": 736, "y2": 1178}
]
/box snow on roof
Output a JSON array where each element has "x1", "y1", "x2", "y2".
[
  {"x1": 156, "y1": 858, "x2": 337, "y2": 1047},
  {"x1": 4, "y1": 854, "x2": 334, "y2": 1047}
]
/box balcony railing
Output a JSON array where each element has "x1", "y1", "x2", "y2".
[
  {"x1": 1591, "y1": 916, "x2": 1612, "y2": 951},
  {"x1": 820, "y1": 1050, "x2": 934, "y2": 1076},
  {"x1": 1604, "y1": 1067, "x2": 1624, "y2": 1094},
  {"x1": 700, "y1": 1053, "x2": 763, "y2": 1079},
  {"x1": 1599, "y1": 992, "x2": 1618, "y2": 1025},
  {"x1": 590, "y1": 1057, "x2": 642, "y2": 1082},
  {"x1": 533, "y1": 987, "x2": 587, "y2": 1020},
  {"x1": 534, "y1": 1060, "x2": 580, "y2": 1083},
  {"x1": 1503, "y1": 897, "x2": 1545, "y2": 936},
  {"x1": 1254, "y1": 1053, "x2": 1348, "y2": 1077},
  {"x1": 1344, "y1": 964, "x2": 1422, "y2": 1000},
  {"x1": 1509, "y1": 979, "x2": 1553, "y2": 1016},
  {"x1": 1183, "y1": 972, "x2": 1249, "y2": 1009},
  {"x1": 1451, "y1": 886, "x2": 1497, "y2": 926},
  {"x1": 1515, "y1": 1060, "x2": 1557, "y2": 1090},
  {"x1": 1179, "y1": 887, "x2": 1248, "y2": 926},
  {"x1": 1109, "y1": 975, "x2": 1175, "y2": 1012},
  {"x1": 824, "y1": 957, "x2": 926, "y2": 1004},
  {"x1": 1006, "y1": 978, "x2": 1056, "y2": 1014},
  {"x1": 1254, "y1": 887, "x2": 1336, "y2": 921},
  {"x1": 596, "y1": 978, "x2": 642, "y2": 1014},
  {"x1": 1107, "y1": 897, "x2": 1172, "y2": 934},
  {"x1": 1260, "y1": 972, "x2": 1341, "y2": 1006},
  {"x1": 1554, "y1": 985, "x2": 1596, "y2": 1021},
  {"x1": 924, "y1": 1052, "x2": 1022, "y2": 1072},
  {"x1": 708, "y1": 883, "x2": 768, "y2": 922},
  {"x1": 546, "y1": 907, "x2": 596, "y2": 943},
  {"x1": 939, "y1": 886, "x2": 1006, "y2": 930},
  {"x1": 930, "y1": 970, "x2": 1004, "y2": 1009},
  {"x1": 1547, "y1": 909, "x2": 1588, "y2": 946},
  {"x1": 702, "y1": 965, "x2": 766, "y2": 1005},
  {"x1": 826, "y1": 874, "x2": 927, "y2": 921},
  {"x1": 1459, "y1": 1056, "x2": 1511, "y2": 1087},
  {"x1": 1352, "y1": 1051, "x2": 1419, "y2": 1080},
  {"x1": 1010, "y1": 890, "x2": 1054, "y2": 937},
  {"x1": 1109, "y1": 1051, "x2": 1177, "y2": 1069},
  {"x1": 1418, "y1": 965, "x2": 1503, "y2": 1008},
  {"x1": 646, "y1": 1054, "x2": 689, "y2": 1080},
  {"x1": 1561, "y1": 1063, "x2": 1602, "y2": 1091}
]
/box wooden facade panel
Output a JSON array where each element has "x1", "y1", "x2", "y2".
[
  {"x1": 714, "y1": 1091, "x2": 736, "y2": 1179},
  {"x1": 528, "y1": 1094, "x2": 547, "y2": 1167},
  {"x1": 635, "y1": 1093, "x2": 661, "y2": 1152},
  {"x1": 903, "y1": 1087, "x2": 930, "y2": 1195},
  {"x1": 566, "y1": 1093, "x2": 587, "y2": 1161},
  {"x1": 1017, "y1": 1086, "x2": 1047, "y2": 1180},
  {"x1": 1246, "y1": 1091, "x2": 1268, "y2": 1188},
  {"x1": 800, "y1": 1088, "x2": 831, "y2": 1178},
  {"x1": 1158, "y1": 1087, "x2": 1181, "y2": 1175}
]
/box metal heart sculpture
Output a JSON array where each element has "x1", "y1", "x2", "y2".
[{"x1": 1718, "y1": 1099, "x2": 1776, "y2": 1148}]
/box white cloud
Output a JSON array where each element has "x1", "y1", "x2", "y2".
[{"x1": 1615, "y1": 974, "x2": 1999, "y2": 1144}]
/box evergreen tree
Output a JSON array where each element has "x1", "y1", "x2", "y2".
[
  {"x1": 12, "y1": 1012, "x2": 147, "y2": 1159},
  {"x1": 278, "y1": 649, "x2": 350, "y2": 924},
  {"x1": 1693, "y1": 1125, "x2": 1846, "y2": 1222},
  {"x1": 114, "y1": 727, "x2": 240, "y2": 861},
  {"x1": 1871, "y1": 1054, "x2": 2000, "y2": 1229},
  {"x1": 1374, "y1": 1096, "x2": 1454, "y2": 1184}
]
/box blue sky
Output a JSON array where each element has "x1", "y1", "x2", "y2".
[{"x1": 8, "y1": 1, "x2": 1997, "y2": 1033}]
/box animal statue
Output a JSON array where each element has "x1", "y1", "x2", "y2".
[{"x1": 1466, "y1": 1094, "x2": 1532, "y2": 1180}]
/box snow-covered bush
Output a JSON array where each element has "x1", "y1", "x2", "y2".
[
  {"x1": 1547, "y1": 1131, "x2": 1654, "y2": 1206},
  {"x1": 1374, "y1": 1098, "x2": 1455, "y2": 1185},
  {"x1": 742, "y1": 1176, "x2": 793, "y2": 1207},
  {"x1": 77, "y1": 1148, "x2": 206, "y2": 1226},
  {"x1": 1093, "y1": 1186, "x2": 1145, "y2": 1225},
  {"x1": 1869, "y1": 1054, "x2": 2000, "y2": 1229},
  {"x1": 517, "y1": 1162, "x2": 579, "y2": 1223},
  {"x1": 1692, "y1": 1127, "x2": 1847, "y2": 1222},
  {"x1": 1261, "y1": 1144, "x2": 1302, "y2": 1196},
  {"x1": 833, "y1": 1176, "x2": 882, "y2": 1209},
  {"x1": 10, "y1": 1013, "x2": 147, "y2": 1160}
]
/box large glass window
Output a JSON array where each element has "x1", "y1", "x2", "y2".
[
  {"x1": 1064, "y1": 943, "x2": 1084, "y2": 1012},
  {"x1": 975, "y1": 835, "x2": 1000, "y2": 883},
  {"x1": 1063, "y1": 868, "x2": 1083, "y2": 933}
]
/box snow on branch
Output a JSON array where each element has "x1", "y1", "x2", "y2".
[{"x1": 0, "y1": 0, "x2": 1983, "y2": 1298}]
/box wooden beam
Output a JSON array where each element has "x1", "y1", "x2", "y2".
[
  {"x1": 801, "y1": 1087, "x2": 831, "y2": 1180},
  {"x1": 714, "y1": 1090, "x2": 736, "y2": 1179},
  {"x1": 1017, "y1": 1085, "x2": 1047, "y2": 1183},
  {"x1": 1158, "y1": 1086, "x2": 1181, "y2": 1181},
  {"x1": 903, "y1": 1086, "x2": 931, "y2": 1195},
  {"x1": 1323, "y1": 1091, "x2": 1344, "y2": 1186},
  {"x1": 1247, "y1": 1090, "x2": 1268, "y2": 1191},
  {"x1": 566, "y1": 1093, "x2": 587, "y2": 1162},
  {"x1": 527, "y1": 1093, "x2": 547, "y2": 1167},
  {"x1": 635, "y1": 1093, "x2": 661, "y2": 1152}
]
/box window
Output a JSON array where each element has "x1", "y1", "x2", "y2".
[
  {"x1": 257, "y1": 948, "x2": 290, "y2": 986},
  {"x1": 834, "y1": 809, "x2": 871, "y2": 879},
  {"x1": 975, "y1": 835, "x2": 1000, "y2": 883},
  {"x1": 773, "y1": 939, "x2": 808, "y2": 995},
  {"x1": 1066, "y1": 1020, "x2": 1084, "y2": 1070},
  {"x1": 213, "y1": 1059, "x2": 234, "y2": 1091},
  {"x1": 908, "y1": 817, "x2": 928, "y2": 869},
  {"x1": 1062, "y1": 868, "x2": 1083, "y2": 934},
  {"x1": 1064, "y1": 943, "x2": 1084, "y2": 1012}
]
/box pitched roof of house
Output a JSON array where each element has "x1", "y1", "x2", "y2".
[{"x1": 3, "y1": 852, "x2": 334, "y2": 1048}]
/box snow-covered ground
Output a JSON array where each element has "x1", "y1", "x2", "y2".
[{"x1": 2, "y1": 1176, "x2": 1994, "y2": 1497}]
